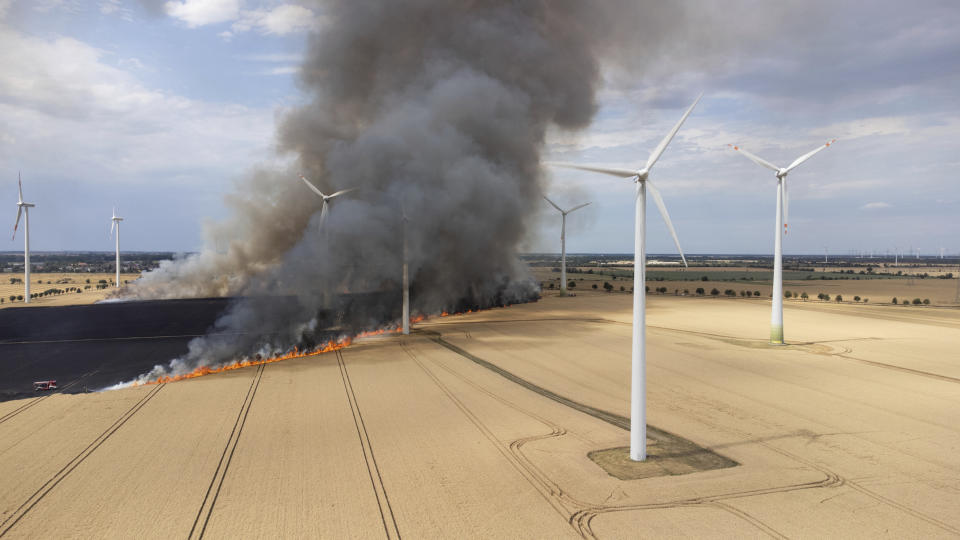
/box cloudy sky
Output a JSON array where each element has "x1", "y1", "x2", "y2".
[{"x1": 2, "y1": 0, "x2": 958, "y2": 256}]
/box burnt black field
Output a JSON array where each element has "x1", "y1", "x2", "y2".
[
  {"x1": 0, "y1": 292, "x2": 407, "y2": 402},
  {"x1": 0, "y1": 298, "x2": 235, "y2": 402}
]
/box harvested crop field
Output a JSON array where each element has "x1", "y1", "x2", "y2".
[{"x1": 1, "y1": 293, "x2": 958, "y2": 538}]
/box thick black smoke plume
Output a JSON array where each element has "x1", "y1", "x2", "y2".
[{"x1": 123, "y1": 1, "x2": 685, "y2": 381}]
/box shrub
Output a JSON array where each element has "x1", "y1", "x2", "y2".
[
  {"x1": 567, "y1": 280, "x2": 576, "y2": 288},
  {"x1": 603, "y1": 282, "x2": 613, "y2": 292},
  {"x1": 835, "y1": 295, "x2": 843, "y2": 302},
  {"x1": 16, "y1": 295, "x2": 23, "y2": 301},
  {"x1": 801, "y1": 292, "x2": 809, "y2": 300},
  {"x1": 923, "y1": 298, "x2": 930, "y2": 305},
  {"x1": 701, "y1": 276, "x2": 709, "y2": 281},
  {"x1": 853, "y1": 296, "x2": 861, "y2": 302},
  {"x1": 912, "y1": 298, "x2": 922, "y2": 305},
  {"x1": 710, "y1": 288, "x2": 720, "y2": 296},
  {"x1": 695, "y1": 287, "x2": 705, "y2": 295},
  {"x1": 620, "y1": 286, "x2": 625, "y2": 291},
  {"x1": 592, "y1": 283, "x2": 597, "y2": 289},
  {"x1": 784, "y1": 291, "x2": 792, "y2": 298},
  {"x1": 891, "y1": 297, "x2": 897, "y2": 304},
  {"x1": 754, "y1": 290, "x2": 761, "y2": 296},
  {"x1": 8, "y1": 295, "x2": 14, "y2": 302}
]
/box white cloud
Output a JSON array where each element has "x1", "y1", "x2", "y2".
[
  {"x1": 232, "y1": 4, "x2": 318, "y2": 36},
  {"x1": 162, "y1": 1, "x2": 318, "y2": 36},
  {"x1": 0, "y1": 27, "x2": 277, "y2": 183},
  {"x1": 861, "y1": 202, "x2": 892, "y2": 210},
  {"x1": 164, "y1": 0, "x2": 241, "y2": 28}
]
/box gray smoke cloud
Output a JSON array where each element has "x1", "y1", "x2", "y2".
[{"x1": 122, "y1": 0, "x2": 699, "y2": 382}]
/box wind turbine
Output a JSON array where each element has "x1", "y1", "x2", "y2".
[
  {"x1": 110, "y1": 208, "x2": 124, "y2": 287},
  {"x1": 728, "y1": 138, "x2": 836, "y2": 344},
  {"x1": 300, "y1": 174, "x2": 355, "y2": 308},
  {"x1": 299, "y1": 175, "x2": 355, "y2": 230},
  {"x1": 550, "y1": 92, "x2": 699, "y2": 462},
  {"x1": 12, "y1": 173, "x2": 35, "y2": 303},
  {"x1": 543, "y1": 196, "x2": 590, "y2": 297}
]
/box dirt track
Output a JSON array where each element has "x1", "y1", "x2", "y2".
[{"x1": 1, "y1": 294, "x2": 958, "y2": 538}]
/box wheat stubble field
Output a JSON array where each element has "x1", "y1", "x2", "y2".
[{"x1": 1, "y1": 293, "x2": 958, "y2": 538}]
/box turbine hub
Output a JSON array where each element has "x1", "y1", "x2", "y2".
[{"x1": 777, "y1": 168, "x2": 788, "y2": 178}]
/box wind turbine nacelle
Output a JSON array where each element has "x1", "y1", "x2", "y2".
[{"x1": 777, "y1": 169, "x2": 788, "y2": 178}]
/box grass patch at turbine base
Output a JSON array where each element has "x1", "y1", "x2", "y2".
[{"x1": 588, "y1": 430, "x2": 737, "y2": 481}]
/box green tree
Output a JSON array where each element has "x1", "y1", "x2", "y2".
[
  {"x1": 16, "y1": 295, "x2": 23, "y2": 301},
  {"x1": 754, "y1": 290, "x2": 761, "y2": 296},
  {"x1": 835, "y1": 294, "x2": 843, "y2": 302},
  {"x1": 701, "y1": 276, "x2": 709, "y2": 281},
  {"x1": 8, "y1": 295, "x2": 14, "y2": 302},
  {"x1": 784, "y1": 290, "x2": 792, "y2": 298},
  {"x1": 695, "y1": 287, "x2": 705, "y2": 295},
  {"x1": 923, "y1": 298, "x2": 930, "y2": 305},
  {"x1": 603, "y1": 282, "x2": 613, "y2": 292},
  {"x1": 912, "y1": 298, "x2": 922, "y2": 305},
  {"x1": 710, "y1": 288, "x2": 720, "y2": 296},
  {"x1": 853, "y1": 296, "x2": 860, "y2": 302},
  {"x1": 892, "y1": 297, "x2": 898, "y2": 304},
  {"x1": 800, "y1": 292, "x2": 809, "y2": 300}
]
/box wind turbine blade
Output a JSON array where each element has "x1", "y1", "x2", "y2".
[
  {"x1": 566, "y1": 202, "x2": 591, "y2": 214},
  {"x1": 543, "y1": 195, "x2": 563, "y2": 213},
  {"x1": 299, "y1": 174, "x2": 327, "y2": 198},
  {"x1": 111, "y1": 220, "x2": 116, "y2": 237},
  {"x1": 547, "y1": 162, "x2": 638, "y2": 179},
  {"x1": 785, "y1": 139, "x2": 836, "y2": 173},
  {"x1": 645, "y1": 91, "x2": 702, "y2": 171},
  {"x1": 646, "y1": 180, "x2": 687, "y2": 267},
  {"x1": 18, "y1": 175, "x2": 23, "y2": 203},
  {"x1": 12, "y1": 206, "x2": 22, "y2": 241},
  {"x1": 326, "y1": 187, "x2": 357, "y2": 199},
  {"x1": 728, "y1": 144, "x2": 780, "y2": 172},
  {"x1": 318, "y1": 200, "x2": 329, "y2": 229}
]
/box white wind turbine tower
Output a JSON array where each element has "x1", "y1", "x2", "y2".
[
  {"x1": 401, "y1": 204, "x2": 410, "y2": 335},
  {"x1": 12, "y1": 173, "x2": 35, "y2": 303},
  {"x1": 110, "y1": 208, "x2": 124, "y2": 287},
  {"x1": 728, "y1": 137, "x2": 836, "y2": 344},
  {"x1": 543, "y1": 196, "x2": 590, "y2": 297},
  {"x1": 551, "y1": 92, "x2": 699, "y2": 462}
]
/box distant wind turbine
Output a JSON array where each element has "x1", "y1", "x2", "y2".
[
  {"x1": 300, "y1": 174, "x2": 356, "y2": 308},
  {"x1": 728, "y1": 138, "x2": 836, "y2": 344},
  {"x1": 543, "y1": 196, "x2": 590, "y2": 297},
  {"x1": 12, "y1": 173, "x2": 35, "y2": 303},
  {"x1": 550, "y1": 92, "x2": 699, "y2": 462},
  {"x1": 110, "y1": 208, "x2": 124, "y2": 287},
  {"x1": 299, "y1": 175, "x2": 356, "y2": 230}
]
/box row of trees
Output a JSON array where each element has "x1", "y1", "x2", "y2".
[{"x1": 892, "y1": 298, "x2": 931, "y2": 305}]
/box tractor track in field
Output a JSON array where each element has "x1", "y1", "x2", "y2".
[
  {"x1": 418, "y1": 328, "x2": 960, "y2": 537},
  {"x1": 0, "y1": 383, "x2": 165, "y2": 537},
  {"x1": 189, "y1": 363, "x2": 265, "y2": 540},
  {"x1": 429, "y1": 315, "x2": 960, "y2": 386},
  {"x1": 336, "y1": 349, "x2": 400, "y2": 540},
  {"x1": 414, "y1": 331, "x2": 960, "y2": 538},
  {"x1": 0, "y1": 369, "x2": 101, "y2": 426}
]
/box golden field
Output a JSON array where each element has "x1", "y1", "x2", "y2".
[
  {"x1": 0, "y1": 292, "x2": 958, "y2": 538},
  {"x1": 0, "y1": 273, "x2": 141, "y2": 309}
]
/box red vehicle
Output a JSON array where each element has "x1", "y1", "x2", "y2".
[{"x1": 33, "y1": 380, "x2": 57, "y2": 391}]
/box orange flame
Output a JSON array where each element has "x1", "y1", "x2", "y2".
[{"x1": 136, "y1": 305, "x2": 496, "y2": 387}]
